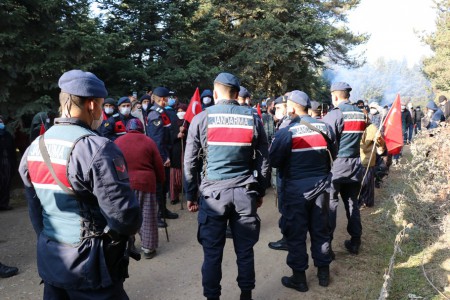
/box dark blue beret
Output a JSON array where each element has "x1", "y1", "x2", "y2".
[
  {"x1": 104, "y1": 97, "x2": 116, "y2": 106},
  {"x1": 153, "y1": 87, "x2": 170, "y2": 97},
  {"x1": 288, "y1": 90, "x2": 311, "y2": 108},
  {"x1": 117, "y1": 96, "x2": 131, "y2": 106},
  {"x1": 310, "y1": 100, "x2": 321, "y2": 111},
  {"x1": 58, "y1": 70, "x2": 108, "y2": 98},
  {"x1": 330, "y1": 82, "x2": 352, "y2": 92},
  {"x1": 239, "y1": 86, "x2": 251, "y2": 98},
  {"x1": 214, "y1": 73, "x2": 240, "y2": 90},
  {"x1": 274, "y1": 96, "x2": 287, "y2": 105},
  {"x1": 139, "y1": 94, "x2": 152, "y2": 102}
]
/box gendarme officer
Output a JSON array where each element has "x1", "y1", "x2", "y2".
[
  {"x1": 184, "y1": 73, "x2": 269, "y2": 300},
  {"x1": 19, "y1": 70, "x2": 142, "y2": 299},
  {"x1": 146, "y1": 87, "x2": 178, "y2": 227},
  {"x1": 270, "y1": 90, "x2": 336, "y2": 292},
  {"x1": 323, "y1": 82, "x2": 366, "y2": 256}
]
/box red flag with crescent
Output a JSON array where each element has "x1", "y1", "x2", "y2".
[
  {"x1": 184, "y1": 87, "x2": 202, "y2": 123},
  {"x1": 382, "y1": 94, "x2": 404, "y2": 155}
]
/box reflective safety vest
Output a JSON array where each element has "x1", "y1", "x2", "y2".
[
  {"x1": 337, "y1": 103, "x2": 366, "y2": 158},
  {"x1": 27, "y1": 124, "x2": 97, "y2": 245},
  {"x1": 205, "y1": 104, "x2": 255, "y2": 181}
]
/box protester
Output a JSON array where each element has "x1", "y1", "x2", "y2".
[
  {"x1": 168, "y1": 104, "x2": 187, "y2": 205},
  {"x1": 368, "y1": 102, "x2": 383, "y2": 128},
  {"x1": 400, "y1": 102, "x2": 412, "y2": 144},
  {"x1": 115, "y1": 118, "x2": 164, "y2": 259},
  {"x1": 262, "y1": 98, "x2": 276, "y2": 141},
  {"x1": 29, "y1": 111, "x2": 57, "y2": 142},
  {"x1": 19, "y1": 69, "x2": 141, "y2": 299},
  {"x1": 438, "y1": 95, "x2": 450, "y2": 120},
  {"x1": 140, "y1": 94, "x2": 152, "y2": 124},
  {"x1": 422, "y1": 100, "x2": 445, "y2": 129},
  {"x1": 407, "y1": 102, "x2": 415, "y2": 142},
  {"x1": 201, "y1": 89, "x2": 214, "y2": 109},
  {"x1": 413, "y1": 105, "x2": 424, "y2": 133},
  {"x1": 359, "y1": 120, "x2": 385, "y2": 207},
  {"x1": 0, "y1": 116, "x2": 16, "y2": 211},
  {"x1": 270, "y1": 90, "x2": 336, "y2": 292},
  {"x1": 184, "y1": 72, "x2": 269, "y2": 300}
]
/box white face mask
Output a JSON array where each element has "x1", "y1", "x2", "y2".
[
  {"x1": 142, "y1": 103, "x2": 148, "y2": 111},
  {"x1": 427, "y1": 110, "x2": 434, "y2": 117},
  {"x1": 120, "y1": 107, "x2": 131, "y2": 116},
  {"x1": 177, "y1": 112, "x2": 186, "y2": 119},
  {"x1": 275, "y1": 110, "x2": 285, "y2": 120},
  {"x1": 370, "y1": 108, "x2": 378, "y2": 115},
  {"x1": 203, "y1": 97, "x2": 212, "y2": 105},
  {"x1": 104, "y1": 107, "x2": 114, "y2": 115}
]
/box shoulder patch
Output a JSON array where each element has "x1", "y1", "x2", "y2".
[
  {"x1": 104, "y1": 122, "x2": 109, "y2": 127},
  {"x1": 112, "y1": 113, "x2": 120, "y2": 117},
  {"x1": 113, "y1": 157, "x2": 129, "y2": 180},
  {"x1": 152, "y1": 120, "x2": 161, "y2": 127}
]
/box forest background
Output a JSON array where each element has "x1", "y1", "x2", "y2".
[{"x1": 1, "y1": 0, "x2": 449, "y2": 130}]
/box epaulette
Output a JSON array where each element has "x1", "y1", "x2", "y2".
[
  {"x1": 112, "y1": 113, "x2": 120, "y2": 117},
  {"x1": 155, "y1": 106, "x2": 164, "y2": 114}
]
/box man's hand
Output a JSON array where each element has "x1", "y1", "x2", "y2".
[
  {"x1": 163, "y1": 158, "x2": 171, "y2": 167},
  {"x1": 256, "y1": 197, "x2": 263, "y2": 208},
  {"x1": 187, "y1": 201, "x2": 198, "y2": 212}
]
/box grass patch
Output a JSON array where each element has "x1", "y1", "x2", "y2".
[{"x1": 364, "y1": 127, "x2": 450, "y2": 300}]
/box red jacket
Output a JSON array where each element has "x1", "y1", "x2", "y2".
[{"x1": 115, "y1": 131, "x2": 164, "y2": 193}]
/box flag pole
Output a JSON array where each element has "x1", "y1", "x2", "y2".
[
  {"x1": 357, "y1": 132, "x2": 379, "y2": 201},
  {"x1": 180, "y1": 137, "x2": 184, "y2": 210},
  {"x1": 358, "y1": 95, "x2": 399, "y2": 201}
]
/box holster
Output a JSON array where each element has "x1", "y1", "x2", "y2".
[{"x1": 102, "y1": 236, "x2": 141, "y2": 280}]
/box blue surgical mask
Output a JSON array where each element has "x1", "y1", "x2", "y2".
[
  {"x1": 168, "y1": 98, "x2": 176, "y2": 107},
  {"x1": 0, "y1": 123, "x2": 4, "y2": 130}
]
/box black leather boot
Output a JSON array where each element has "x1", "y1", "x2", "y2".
[
  {"x1": 240, "y1": 290, "x2": 252, "y2": 300},
  {"x1": 268, "y1": 236, "x2": 288, "y2": 251},
  {"x1": 344, "y1": 238, "x2": 361, "y2": 255},
  {"x1": 0, "y1": 263, "x2": 18, "y2": 278},
  {"x1": 281, "y1": 270, "x2": 308, "y2": 292},
  {"x1": 159, "y1": 209, "x2": 179, "y2": 219},
  {"x1": 317, "y1": 266, "x2": 330, "y2": 287}
]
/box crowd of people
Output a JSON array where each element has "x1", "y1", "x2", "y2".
[{"x1": 0, "y1": 68, "x2": 448, "y2": 299}]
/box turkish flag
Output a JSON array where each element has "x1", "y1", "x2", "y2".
[
  {"x1": 39, "y1": 122, "x2": 46, "y2": 135},
  {"x1": 382, "y1": 94, "x2": 403, "y2": 155},
  {"x1": 184, "y1": 87, "x2": 202, "y2": 123},
  {"x1": 256, "y1": 103, "x2": 263, "y2": 124}
]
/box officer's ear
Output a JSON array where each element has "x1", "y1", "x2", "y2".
[
  {"x1": 213, "y1": 89, "x2": 219, "y2": 101},
  {"x1": 86, "y1": 98, "x2": 96, "y2": 112}
]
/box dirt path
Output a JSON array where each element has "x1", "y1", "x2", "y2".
[{"x1": 1, "y1": 187, "x2": 374, "y2": 300}]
